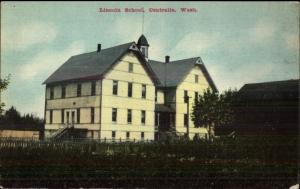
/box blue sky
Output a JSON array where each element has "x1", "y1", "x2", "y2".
[{"x1": 1, "y1": 2, "x2": 299, "y2": 118}]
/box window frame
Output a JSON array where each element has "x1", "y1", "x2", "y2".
[
  {"x1": 128, "y1": 82, "x2": 133, "y2": 97},
  {"x1": 141, "y1": 132, "x2": 145, "y2": 140},
  {"x1": 77, "y1": 83, "x2": 82, "y2": 97},
  {"x1": 113, "y1": 80, "x2": 118, "y2": 95},
  {"x1": 49, "y1": 110, "x2": 53, "y2": 124},
  {"x1": 91, "y1": 107, "x2": 95, "y2": 123},
  {"x1": 50, "y1": 87, "x2": 54, "y2": 100},
  {"x1": 91, "y1": 81, "x2": 96, "y2": 96},
  {"x1": 61, "y1": 109, "x2": 64, "y2": 124},
  {"x1": 184, "y1": 90, "x2": 188, "y2": 103},
  {"x1": 195, "y1": 74, "x2": 199, "y2": 83},
  {"x1": 128, "y1": 63, "x2": 133, "y2": 73},
  {"x1": 126, "y1": 132, "x2": 130, "y2": 139},
  {"x1": 112, "y1": 131, "x2": 116, "y2": 139},
  {"x1": 127, "y1": 109, "x2": 132, "y2": 124},
  {"x1": 112, "y1": 108, "x2": 117, "y2": 122},
  {"x1": 61, "y1": 86, "x2": 66, "y2": 99},
  {"x1": 141, "y1": 110, "x2": 146, "y2": 125},
  {"x1": 77, "y1": 108, "x2": 80, "y2": 123},
  {"x1": 184, "y1": 114, "x2": 188, "y2": 127},
  {"x1": 141, "y1": 84, "x2": 146, "y2": 99}
]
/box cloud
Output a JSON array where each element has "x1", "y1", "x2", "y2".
[
  {"x1": 1, "y1": 21, "x2": 57, "y2": 51},
  {"x1": 285, "y1": 33, "x2": 299, "y2": 51},
  {"x1": 19, "y1": 40, "x2": 86, "y2": 80},
  {"x1": 170, "y1": 32, "x2": 220, "y2": 59},
  {"x1": 250, "y1": 20, "x2": 276, "y2": 43}
]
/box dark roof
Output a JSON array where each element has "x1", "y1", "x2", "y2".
[
  {"x1": 43, "y1": 42, "x2": 158, "y2": 84},
  {"x1": 149, "y1": 58, "x2": 218, "y2": 92},
  {"x1": 137, "y1": 34, "x2": 149, "y2": 47},
  {"x1": 155, "y1": 104, "x2": 175, "y2": 113},
  {"x1": 238, "y1": 79, "x2": 300, "y2": 101}
]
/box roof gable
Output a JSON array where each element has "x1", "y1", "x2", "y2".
[{"x1": 149, "y1": 57, "x2": 218, "y2": 92}]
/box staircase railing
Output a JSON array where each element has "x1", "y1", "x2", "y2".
[{"x1": 51, "y1": 124, "x2": 73, "y2": 139}]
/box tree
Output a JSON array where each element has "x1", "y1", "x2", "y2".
[
  {"x1": 192, "y1": 88, "x2": 237, "y2": 140},
  {"x1": 0, "y1": 75, "x2": 10, "y2": 115}
]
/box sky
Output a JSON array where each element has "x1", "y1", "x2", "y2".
[{"x1": 1, "y1": 1, "x2": 299, "y2": 118}]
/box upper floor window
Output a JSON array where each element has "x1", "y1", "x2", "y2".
[
  {"x1": 128, "y1": 63, "x2": 133, "y2": 73},
  {"x1": 195, "y1": 75, "x2": 199, "y2": 83},
  {"x1": 77, "y1": 84, "x2": 82, "y2": 97},
  {"x1": 61, "y1": 86, "x2": 66, "y2": 99},
  {"x1": 50, "y1": 87, "x2": 54, "y2": 99},
  {"x1": 91, "y1": 81, "x2": 96, "y2": 96},
  {"x1": 184, "y1": 90, "x2": 188, "y2": 103},
  {"x1": 91, "y1": 107, "x2": 95, "y2": 123},
  {"x1": 127, "y1": 109, "x2": 132, "y2": 124},
  {"x1": 142, "y1": 84, "x2": 146, "y2": 99},
  {"x1": 141, "y1": 110, "x2": 146, "y2": 125},
  {"x1": 155, "y1": 89, "x2": 157, "y2": 102},
  {"x1": 112, "y1": 108, "x2": 117, "y2": 122},
  {"x1": 113, "y1": 80, "x2": 118, "y2": 95},
  {"x1": 128, "y1": 83, "x2": 132, "y2": 97}
]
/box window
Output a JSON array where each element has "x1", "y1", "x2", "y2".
[
  {"x1": 61, "y1": 86, "x2": 66, "y2": 99},
  {"x1": 61, "y1": 109, "x2": 64, "y2": 123},
  {"x1": 195, "y1": 75, "x2": 199, "y2": 83},
  {"x1": 195, "y1": 92, "x2": 198, "y2": 102},
  {"x1": 127, "y1": 109, "x2": 132, "y2": 123},
  {"x1": 141, "y1": 110, "x2": 146, "y2": 124},
  {"x1": 128, "y1": 63, "x2": 133, "y2": 72},
  {"x1": 126, "y1": 132, "x2": 130, "y2": 139},
  {"x1": 128, "y1": 83, "x2": 132, "y2": 97},
  {"x1": 155, "y1": 89, "x2": 157, "y2": 102},
  {"x1": 91, "y1": 107, "x2": 95, "y2": 123},
  {"x1": 142, "y1": 84, "x2": 146, "y2": 99},
  {"x1": 112, "y1": 131, "x2": 116, "y2": 139},
  {"x1": 141, "y1": 132, "x2": 144, "y2": 140},
  {"x1": 67, "y1": 112, "x2": 69, "y2": 124},
  {"x1": 77, "y1": 108, "x2": 80, "y2": 123},
  {"x1": 113, "y1": 80, "x2": 118, "y2": 95},
  {"x1": 184, "y1": 114, "x2": 188, "y2": 127},
  {"x1": 77, "y1": 83, "x2": 82, "y2": 97},
  {"x1": 141, "y1": 47, "x2": 146, "y2": 55},
  {"x1": 91, "y1": 81, "x2": 96, "y2": 96},
  {"x1": 112, "y1": 108, "x2": 117, "y2": 122},
  {"x1": 155, "y1": 113, "x2": 159, "y2": 126},
  {"x1": 49, "y1": 110, "x2": 53, "y2": 124},
  {"x1": 184, "y1": 90, "x2": 188, "y2": 103},
  {"x1": 50, "y1": 87, "x2": 54, "y2": 99}
]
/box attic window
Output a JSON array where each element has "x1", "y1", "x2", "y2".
[
  {"x1": 195, "y1": 75, "x2": 199, "y2": 83},
  {"x1": 129, "y1": 63, "x2": 133, "y2": 72}
]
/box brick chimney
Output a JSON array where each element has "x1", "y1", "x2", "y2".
[
  {"x1": 165, "y1": 55, "x2": 170, "y2": 63},
  {"x1": 97, "y1": 44, "x2": 101, "y2": 52}
]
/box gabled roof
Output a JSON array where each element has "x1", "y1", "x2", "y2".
[
  {"x1": 149, "y1": 58, "x2": 218, "y2": 92},
  {"x1": 43, "y1": 42, "x2": 159, "y2": 85},
  {"x1": 238, "y1": 79, "x2": 299, "y2": 101}
]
